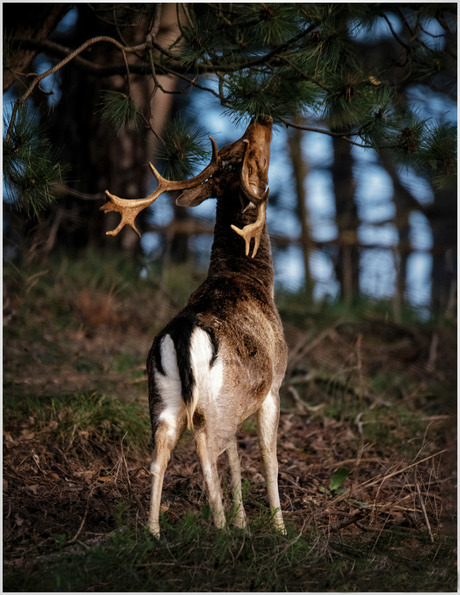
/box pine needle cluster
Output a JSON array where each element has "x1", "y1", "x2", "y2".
[
  {"x1": 98, "y1": 91, "x2": 139, "y2": 133},
  {"x1": 4, "y1": 105, "x2": 65, "y2": 218},
  {"x1": 167, "y1": 3, "x2": 456, "y2": 183},
  {"x1": 155, "y1": 116, "x2": 211, "y2": 180}
]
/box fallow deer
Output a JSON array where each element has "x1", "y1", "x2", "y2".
[{"x1": 101, "y1": 117, "x2": 287, "y2": 537}]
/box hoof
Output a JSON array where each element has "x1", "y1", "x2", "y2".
[{"x1": 148, "y1": 522, "x2": 161, "y2": 539}]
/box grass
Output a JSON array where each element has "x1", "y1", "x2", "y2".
[
  {"x1": 4, "y1": 390, "x2": 151, "y2": 456},
  {"x1": 4, "y1": 519, "x2": 456, "y2": 592},
  {"x1": 3, "y1": 250, "x2": 457, "y2": 592}
]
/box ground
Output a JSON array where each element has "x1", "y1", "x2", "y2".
[{"x1": 3, "y1": 252, "x2": 457, "y2": 591}]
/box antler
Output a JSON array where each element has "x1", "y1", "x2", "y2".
[
  {"x1": 101, "y1": 137, "x2": 219, "y2": 237},
  {"x1": 231, "y1": 140, "x2": 269, "y2": 258},
  {"x1": 231, "y1": 198, "x2": 268, "y2": 258}
]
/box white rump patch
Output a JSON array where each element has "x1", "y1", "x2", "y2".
[
  {"x1": 156, "y1": 334, "x2": 184, "y2": 426},
  {"x1": 190, "y1": 327, "x2": 223, "y2": 408},
  {"x1": 154, "y1": 329, "x2": 223, "y2": 430}
]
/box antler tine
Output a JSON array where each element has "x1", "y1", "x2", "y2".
[
  {"x1": 101, "y1": 189, "x2": 163, "y2": 237},
  {"x1": 231, "y1": 140, "x2": 269, "y2": 258},
  {"x1": 101, "y1": 136, "x2": 219, "y2": 237},
  {"x1": 240, "y1": 140, "x2": 269, "y2": 205},
  {"x1": 231, "y1": 193, "x2": 268, "y2": 258}
]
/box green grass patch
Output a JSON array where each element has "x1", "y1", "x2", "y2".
[
  {"x1": 4, "y1": 391, "x2": 151, "y2": 456},
  {"x1": 4, "y1": 250, "x2": 456, "y2": 593},
  {"x1": 4, "y1": 521, "x2": 456, "y2": 592}
]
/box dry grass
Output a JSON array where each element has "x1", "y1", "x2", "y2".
[{"x1": 3, "y1": 252, "x2": 457, "y2": 591}]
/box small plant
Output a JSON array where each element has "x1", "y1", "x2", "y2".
[{"x1": 319, "y1": 467, "x2": 350, "y2": 497}]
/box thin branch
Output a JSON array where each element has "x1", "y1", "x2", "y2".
[
  {"x1": 383, "y1": 13, "x2": 411, "y2": 52},
  {"x1": 396, "y1": 6, "x2": 449, "y2": 56},
  {"x1": 280, "y1": 56, "x2": 330, "y2": 92},
  {"x1": 6, "y1": 34, "x2": 146, "y2": 141},
  {"x1": 395, "y1": 7, "x2": 416, "y2": 41},
  {"x1": 361, "y1": 450, "x2": 448, "y2": 490},
  {"x1": 152, "y1": 60, "x2": 226, "y2": 105},
  {"x1": 146, "y1": 49, "x2": 180, "y2": 96},
  {"x1": 279, "y1": 117, "x2": 375, "y2": 149},
  {"x1": 138, "y1": 107, "x2": 167, "y2": 148},
  {"x1": 12, "y1": 38, "x2": 155, "y2": 77},
  {"x1": 242, "y1": 24, "x2": 318, "y2": 69},
  {"x1": 415, "y1": 480, "x2": 434, "y2": 543},
  {"x1": 419, "y1": 22, "x2": 447, "y2": 39},
  {"x1": 146, "y1": 4, "x2": 163, "y2": 45},
  {"x1": 14, "y1": 25, "x2": 317, "y2": 78}
]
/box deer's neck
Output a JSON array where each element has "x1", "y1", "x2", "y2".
[{"x1": 207, "y1": 190, "x2": 274, "y2": 290}]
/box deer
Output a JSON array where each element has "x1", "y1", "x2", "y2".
[{"x1": 101, "y1": 116, "x2": 287, "y2": 537}]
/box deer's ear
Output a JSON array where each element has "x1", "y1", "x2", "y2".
[{"x1": 176, "y1": 179, "x2": 216, "y2": 207}]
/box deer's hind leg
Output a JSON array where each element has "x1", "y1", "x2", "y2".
[
  {"x1": 257, "y1": 390, "x2": 286, "y2": 534},
  {"x1": 227, "y1": 437, "x2": 247, "y2": 529},
  {"x1": 148, "y1": 350, "x2": 186, "y2": 538},
  {"x1": 195, "y1": 429, "x2": 226, "y2": 529},
  {"x1": 148, "y1": 409, "x2": 184, "y2": 537}
]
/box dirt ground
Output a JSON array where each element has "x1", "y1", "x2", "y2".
[{"x1": 3, "y1": 290, "x2": 457, "y2": 567}]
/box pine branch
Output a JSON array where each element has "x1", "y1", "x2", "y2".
[
  {"x1": 5, "y1": 3, "x2": 456, "y2": 196},
  {"x1": 279, "y1": 117, "x2": 374, "y2": 149},
  {"x1": 98, "y1": 91, "x2": 139, "y2": 133},
  {"x1": 155, "y1": 116, "x2": 210, "y2": 179},
  {"x1": 3, "y1": 105, "x2": 66, "y2": 218},
  {"x1": 6, "y1": 35, "x2": 144, "y2": 141}
]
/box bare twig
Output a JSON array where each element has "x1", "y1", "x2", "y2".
[
  {"x1": 383, "y1": 12, "x2": 411, "y2": 52},
  {"x1": 68, "y1": 486, "x2": 95, "y2": 544},
  {"x1": 6, "y1": 35, "x2": 149, "y2": 141},
  {"x1": 362, "y1": 450, "x2": 448, "y2": 489},
  {"x1": 415, "y1": 475, "x2": 435, "y2": 543},
  {"x1": 279, "y1": 117, "x2": 375, "y2": 149}
]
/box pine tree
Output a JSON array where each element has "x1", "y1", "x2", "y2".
[
  {"x1": 4, "y1": 3, "x2": 456, "y2": 217},
  {"x1": 4, "y1": 4, "x2": 456, "y2": 309}
]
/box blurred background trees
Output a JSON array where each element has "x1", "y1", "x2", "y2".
[{"x1": 3, "y1": 3, "x2": 457, "y2": 318}]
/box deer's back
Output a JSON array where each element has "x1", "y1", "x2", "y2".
[{"x1": 190, "y1": 271, "x2": 286, "y2": 371}]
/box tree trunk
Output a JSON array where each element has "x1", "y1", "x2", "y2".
[
  {"x1": 331, "y1": 137, "x2": 360, "y2": 304},
  {"x1": 287, "y1": 127, "x2": 314, "y2": 299},
  {"x1": 428, "y1": 186, "x2": 457, "y2": 316},
  {"x1": 41, "y1": 4, "x2": 181, "y2": 256},
  {"x1": 378, "y1": 151, "x2": 417, "y2": 320}
]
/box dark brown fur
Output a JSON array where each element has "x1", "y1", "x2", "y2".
[
  {"x1": 148, "y1": 160, "x2": 287, "y2": 446},
  {"x1": 146, "y1": 118, "x2": 287, "y2": 534}
]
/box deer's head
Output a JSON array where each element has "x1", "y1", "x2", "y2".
[{"x1": 101, "y1": 117, "x2": 273, "y2": 257}]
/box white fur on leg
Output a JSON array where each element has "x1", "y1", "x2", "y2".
[
  {"x1": 149, "y1": 335, "x2": 185, "y2": 537},
  {"x1": 149, "y1": 417, "x2": 183, "y2": 538},
  {"x1": 227, "y1": 438, "x2": 247, "y2": 529},
  {"x1": 257, "y1": 391, "x2": 286, "y2": 534},
  {"x1": 195, "y1": 431, "x2": 226, "y2": 529}
]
